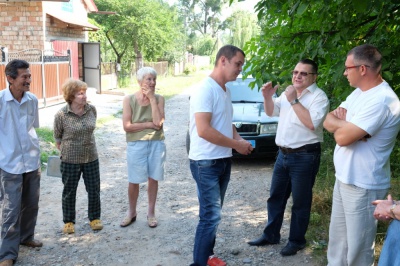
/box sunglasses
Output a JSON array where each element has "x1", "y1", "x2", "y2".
[{"x1": 291, "y1": 71, "x2": 317, "y2": 77}]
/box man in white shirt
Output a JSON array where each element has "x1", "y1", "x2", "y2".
[
  {"x1": 324, "y1": 44, "x2": 400, "y2": 266},
  {"x1": 0, "y1": 59, "x2": 42, "y2": 266},
  {"x1": 248, "y1": 59, "x2": 329, "y2": 256},
  {"x1": 189, "y1": 45, "x2": 253, "y2": 266}
]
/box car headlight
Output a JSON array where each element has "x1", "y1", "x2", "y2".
[{"x1": 260, "y1": 123, "x2": 278, "y2": 134}]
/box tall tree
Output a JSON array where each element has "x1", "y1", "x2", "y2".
[
  {"x1": 90, "y1": 0, "x2": 185, "y2": 72},
  {"x1": 223, "y1": 10, "x2": 260, "y2": 49},
  {"x1": 178, "y1": 0, "x2": 228, "y2": 37},
  {"x1": 231, "y1": 0, "x2": 400, "y2": 103}
]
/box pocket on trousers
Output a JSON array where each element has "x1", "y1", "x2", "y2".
[{"x1": 197, "y1": 159, "x2": 216, "y2": 167}]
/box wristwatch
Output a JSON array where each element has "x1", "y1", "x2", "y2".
[{"x1": 290, "y1": 98, "x2": 299, "y2": 105}]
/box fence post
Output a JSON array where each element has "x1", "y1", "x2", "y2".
[
  {"x1": 1, "y1": 47, "x2": 8, "y2": 62},
  {"x1": 41, "y1": 49, "x2": 47, "y2": 107},
  {"x1": 67, "y1": 49, "x2": 71, "y2": 77}
]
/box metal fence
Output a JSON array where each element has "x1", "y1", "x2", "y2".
[{"x1": 0, "y1": 48, "x2": 70, "y2": 107}]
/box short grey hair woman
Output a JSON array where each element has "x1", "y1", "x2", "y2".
[{"x1": 120, "y1": 67, "x2": 166, "y2": 228}]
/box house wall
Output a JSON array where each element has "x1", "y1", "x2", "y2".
[
  {"x1": 0, "y1": 2, "x2": 44, "y2": 51},
  {"x1": 45, "y1": 19, "x2": 85, "y2": 43},
  {"x1": 43, "y1": 0, "x2": 87, "y2": 47},
  {"x1": 0, "y1": 1, "x2": 90, "y2": 53}
]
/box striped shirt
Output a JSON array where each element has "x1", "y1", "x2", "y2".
[{"x1": 53, "y1": 103, "x2": 98, "y2": 164}]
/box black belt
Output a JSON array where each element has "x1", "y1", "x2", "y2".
[{"x1": 279, "y1": 143, "x2": 320, "y2": 154}]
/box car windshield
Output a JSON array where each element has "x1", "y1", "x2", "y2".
[{"x1": 226, "y1": 78, "x2": 264, "y2": 102}]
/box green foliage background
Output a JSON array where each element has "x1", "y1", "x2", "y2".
[
  {"x1": 242, "y1": 0, "x2": 399, "y2": 99},
  {"x1": 238, "y1": 0, "x2": 400, "y2": 179},
  {"x1": 90, "y1": 0, "x2": 186, "y2": 65}
]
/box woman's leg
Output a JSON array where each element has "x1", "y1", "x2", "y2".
[
  {"x1": 82, "y1": 160, "x2": 101, "y2": 221},
  {"x1": 127, "y1": 182, "x2": 139, "y2": 218},
  {"x1": 147, "y1": 178, "x2": 158, "y2": 218},
  {"x1": 61, "y1": 162, "x2": 81, "y2": 223}
]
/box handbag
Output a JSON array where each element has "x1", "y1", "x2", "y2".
[{"x1": 46, "y1": 155, "x2": 62, "y2": 177}]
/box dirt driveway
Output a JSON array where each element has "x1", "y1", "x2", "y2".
[{"x1": 16, "y1": 88, "x2": 319, "y2": 265}]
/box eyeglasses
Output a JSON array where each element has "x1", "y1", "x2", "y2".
[
  {"x1": 291, "y1": 71, "x2": 317, "y2": 77},
  {"x1": 344, "y1": 65, "x2": 370, "y2": 72}
]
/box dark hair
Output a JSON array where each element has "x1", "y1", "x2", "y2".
[
  {"x1": 215, "y1": 45, "x2": 245, "y2": 66},
  {"x1": 5, "y1": 59, "x2": 30, "y2": 81},
  {"x1": 347, "y1": 44, "x2": 382, "y2": 72},
  {"x1": 299, "y1": 58, "x2": 318, "y2": 74}
]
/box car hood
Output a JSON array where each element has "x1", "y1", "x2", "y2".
[{"x1": 232, "y1": 102, "x2": 278, "y2": 123}]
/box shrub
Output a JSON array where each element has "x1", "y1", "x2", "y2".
[{"x1": 183, "y1": 65, "x2": 197, "y2": 75}]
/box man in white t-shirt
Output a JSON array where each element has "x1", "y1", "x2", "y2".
[
  {"x1": 188, "y1": 45, "x2": 253, "y2": 266},
  {"x1": 324, "y1": 44, "x2": 400, "y2": 266}
]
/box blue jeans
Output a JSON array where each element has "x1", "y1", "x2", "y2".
[
  {"x1": 189, "y1": 158, "x2": 231, "y2": 266},
  {"x1": 262, "y1": 149, "x2": 320, "y2": 247},
  {"x1": 378, "y1": 220, "x2": 400, "y2": 266}
]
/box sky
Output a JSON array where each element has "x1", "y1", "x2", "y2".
[
  {"x1": 234, "y1": 0, "x2": 258, "y2": 12},
  {"x1": 167, "y1": 0, "x2": 259, "y2": 13}
]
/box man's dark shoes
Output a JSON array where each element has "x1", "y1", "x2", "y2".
[
  {"x1": 280, "y1": 243, "x2": 305, "y2": 256},
  {"x1": 247, "y1": 236, "x2": 275, "y2": 246},
  {"x1": 20, "y1": 239, "x2": 43, "y2": 248}
]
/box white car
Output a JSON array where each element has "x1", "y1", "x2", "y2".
[{"x1": 186, "y1": 77, "x2": 279, "y2": 158}]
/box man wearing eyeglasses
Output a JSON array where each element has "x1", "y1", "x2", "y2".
[
  {"x1": 247, "y1": 59, "x2": 329, "y2": 256},
  {"x1": 324, "y1": 44, "x2": 400, "y2": 266}
]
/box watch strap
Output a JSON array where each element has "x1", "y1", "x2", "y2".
[{"x1": 290, "y1": 98, "x2": 299, "y2": 105}]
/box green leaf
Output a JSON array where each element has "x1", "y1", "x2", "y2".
[
  {"x1": 352, "y1": 0, "x2": 368, "y2": 13},
  {"x1": 383, "y1": 71, "x2": 393, "y2": 81},
  {"x1": 297, "y1": 3, "x2": 309, "y2": 16}
]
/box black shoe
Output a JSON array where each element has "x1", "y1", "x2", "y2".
[
  {"x1": 247, "y1": 236, "x2": 275, "y2": 246},
  {"x1": 280, "y1": 243, "x2": 306, "y2": 256}
]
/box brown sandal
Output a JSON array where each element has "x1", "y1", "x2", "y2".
[
  {"x1": 147, "y1": 216, "x2": 157, "y2": 228},
  {"x1": 120, "y1": 215, "x2": 137, "y2": 227}
]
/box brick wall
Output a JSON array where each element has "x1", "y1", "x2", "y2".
[
  {"x1": 0, "y1": 2, "x2": 85, "y2": 53},
  {"x1": 0, "y1": 2, "x2": 44, "y2": 51},
  {"x1": 45, "y1": 16, "x2": 85, "y2": 41}
]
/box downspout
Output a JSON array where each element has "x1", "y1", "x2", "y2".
[{"x1": 41, "y1": 4, "x2": 47, "y2": 107}]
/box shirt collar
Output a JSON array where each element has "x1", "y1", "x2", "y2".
[
  {"x1": 65, "y1": 103, "x2": 90, "y2": 114},
  {"x1": 4, "y1": 88, "x2": 30, "y2": 104},
  {"x1": 4, "y1": 88, "x2": 14, "y2": 102},
  {"x1": 305, "y1": 83, "x2": 318, "y2": 94}
]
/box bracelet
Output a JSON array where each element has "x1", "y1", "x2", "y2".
[{"x1": 390, "y1": 201, "x2": 398, "y2": 220}]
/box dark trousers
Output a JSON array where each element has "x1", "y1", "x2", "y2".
[
  {"x1": 0, "y1": 168, "x2": 41, "y2": 262},
  {"x1": 262, "y1": 149, "x2": 321, "y2": 247},
  {"x1": 61, "y1": 159, "x2": 100, "y2": 223}
]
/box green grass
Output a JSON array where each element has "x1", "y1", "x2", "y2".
[
  {"x1": 36, "y1": 127, "x2": 59, "y2": 167},
  {"x1": 116, "y1": 70, "x2": 210, "y2": 100}
]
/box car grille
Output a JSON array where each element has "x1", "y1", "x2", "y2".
[{"x1": 234, "y1": 123, "x2": 258, "y2": 134}]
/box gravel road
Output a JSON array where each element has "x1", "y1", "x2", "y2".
[{"x1": 15, "y1": 87, "x2": 320, "y2": 266}]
